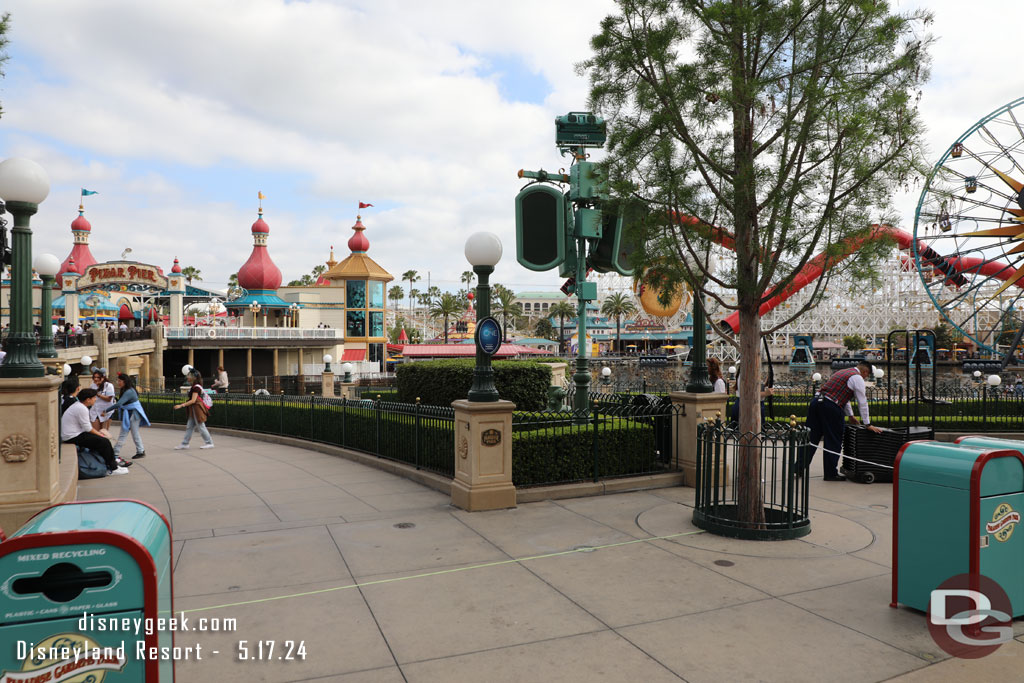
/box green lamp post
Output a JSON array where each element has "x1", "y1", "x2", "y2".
[
  {"x1": 685, "y1": 252, "x2": 717, "y2": 393},
  {"x1": 0, "y1": 158, "x2": 51, "y2": 378},
  {"x1": 465, "y1": 231, "x2": 502, "y2": 402},
  {"x1": 33, "y1": 252, "x2": 61, "y2": 359}
]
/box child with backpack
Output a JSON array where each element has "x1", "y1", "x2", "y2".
[{"x1": 172, "y1": 367, "x2": 215, "y2": 450}]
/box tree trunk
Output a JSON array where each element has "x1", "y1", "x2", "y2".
[
  {"x1": 735, "y1": 307, "x2": 765, "y2": 527},
  {"x1": 616, "y1": 316, "x2": 621, "y2": 354},
  {"x1": 731, "y1": 3, "x2": 766, "y2": 527}
]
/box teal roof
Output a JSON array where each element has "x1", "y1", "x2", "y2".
[
  {"x1": 225, "y1": 291, "x2": 292, "y2": 309},
  {"x1": 517, "y1": 337, "x2": 557, "y2": 344}
]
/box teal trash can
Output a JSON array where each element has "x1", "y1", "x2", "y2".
[
  {"x1": 0, "y1": 500, "x2": 174, "y2": 681},
  {"x1": 892, "y1": 441, "x2": 1024, "y2": 616}
]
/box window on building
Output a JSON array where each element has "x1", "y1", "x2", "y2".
[
  {"x1": 346, "y1": 310, "x2": 366, "y2": 337},
  {"x1": 368, "y1": 343, "x2": 384, "y2": 371},
  {"x1": 347, "y1": 280, "x2": 366, "y2": 309},
  {"x1": 542, "y1": 303, "x2": 549, "y2": 310},
  {"x1": 369, "y1": 311, "x2": 384, "y2": 337},
  {"x1": 368, "y1": 280, "x2": 384, "y2": 309}
]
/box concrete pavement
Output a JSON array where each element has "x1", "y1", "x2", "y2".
[{"x1": 75, "y1": 426, "x2": 1024, "y2": 682}]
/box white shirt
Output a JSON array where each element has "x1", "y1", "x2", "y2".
[
  {"x1": 840, "y1": 372, "x2": 871, "y2": 424},
  {"x1": 712, "y1": 378, "x2": 727, "y2": 394},
  {"x1": 61, "y1": 401, "x2": 93, "y2": 441},
  {"x1": 89, "y1": 381, "x2": 115, "y2": 421}
]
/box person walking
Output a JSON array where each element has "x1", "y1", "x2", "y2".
[
  {"x1": 61, "y1": 388, "x2": 128, "y2": 475},
  {"x1": 89, "y1": 368, "x2": 116, "y2": 431},
  {"x1": 173, "y1": 367, "x2": 215, "y2": 449},
  {"x1": 800, "y1": 360, "x2": 882, "y2": 481},
  {"x1": 105, "y1": 373, "x2": 150, "y2": 460}
]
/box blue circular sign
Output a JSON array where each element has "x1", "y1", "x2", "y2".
[{"x1": 476, "y1": 317, "x2": 502, "y2": 356}]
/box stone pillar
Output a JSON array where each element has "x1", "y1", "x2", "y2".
[
  {"x1": 273, "y1": 348, "x2": 279, "y2": 375},
  {"x1": 0, "y1": 376, "x2": 74, "y2": 533},
  {"x1": 450, "y1": 399, "x2": 516, "y2": 512},
  {"x1": 217, "y1": 348, "x2": 224, "y2": 368},
  {"x1": 168, "y1": 275, "x2": 185, "y2": 328},
  {"x1": 670, "y1": 391, "x2": 729, "y2": 486},
  {"x1": 93, "y1": 326, "x2": 110, "y2": 372},
  {"x1": 62, "y1": 274, "x2": 80, "y2": 327},
  {"x1": 150, "y1": 324, "x2": 165, "y2": 391},
  {"x1": 321, "y1": 371, "x2": 335, "y2": 397},
  {"x1": 540, "y1": 362, "x2": 567, "y2": 387}
]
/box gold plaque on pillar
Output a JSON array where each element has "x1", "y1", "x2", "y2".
[{"x1": 481, "y1": 429, "x2": 501, "y2": 447}]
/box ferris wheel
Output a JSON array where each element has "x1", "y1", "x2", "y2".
[{"x1": 913, "y1": 96, "x2": 1024, "y2": 357}]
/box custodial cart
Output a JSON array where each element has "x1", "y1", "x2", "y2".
[
  {"x1": 891, "y1": 442, "x2": 1024, "y2": 616},
  {"x1": 0, "y1": 499, "x2": 174, "y2": 681}
]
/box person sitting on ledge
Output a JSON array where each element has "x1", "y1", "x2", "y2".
[{"x1": 61, "y1": 388, "x2": 129, "y2": 475}]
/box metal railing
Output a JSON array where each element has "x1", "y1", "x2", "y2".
[
  {"x1": 510, "y1": 402, "x2": 679, "y2": 487},
  {"x1": 694, "y1": 418, "x2": 811, "y2": 540},
  {"x1": 138, "y1": 392, "x2": 455, "y2": 477},
  {"x1": 165, "y1": 326, "x2": 343, "y2": 340}
]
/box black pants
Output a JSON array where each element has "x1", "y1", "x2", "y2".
[
  {"x1": 801, "y1": 397, "x2": 845, "y2": 477},
  {"x1": 67, "y1": 432, "x2": 117, "y2": 471}
]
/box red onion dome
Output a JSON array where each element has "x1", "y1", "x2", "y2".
[
  {"x1": 237, "y1": 249, "x2": 283, "y2": 291},
  {"x1": 347, "y1": 216, "x2": 370, "y2": 253},
  {"x1": 71, "y1": 210, "x2": 92, "y2": 232},
  {"x1": 251, "y1": 210, "x2": 270, "y2": 234},
  {"x1": 171, "y1": 257, "x2": 182, "y2": 274}
]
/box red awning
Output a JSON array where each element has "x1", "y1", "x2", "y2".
[
  {"x1": 118, "y1": 304, "x2": 133, "y2": 321},
  {"x1": 341, "y1": 349, "x2": 366, "y2": 361}
]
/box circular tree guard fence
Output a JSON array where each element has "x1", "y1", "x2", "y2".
[{"x1": 694, "y1": 418, "x2": 811, "y2": 540}]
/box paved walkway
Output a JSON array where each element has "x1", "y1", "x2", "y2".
[{"x1": 76, "y1": 426, "x2": 1024, "y2": 682}]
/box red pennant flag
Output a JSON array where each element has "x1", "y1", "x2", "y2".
[{"x1": 359, "y1": 202, "x2": 374, "y2": 209}]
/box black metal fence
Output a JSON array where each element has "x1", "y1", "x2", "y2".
[
  {"x1": 511, "y1": 402, "x2": 679, "y2": 488},
  {"x1": 138, "y1": 392, "x2": 455, "y2": 477},
  {"x1": 693, "y1": 418, "x2": 811, "y2": 540}
]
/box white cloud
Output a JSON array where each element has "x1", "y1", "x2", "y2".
[{"x1": 2, "y1": 0, "x2": 1022, "y2": 296}]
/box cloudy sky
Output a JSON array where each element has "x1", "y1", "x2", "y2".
[{"x1": 0, "y1": 0, "x2": 1021, "y2": 296}]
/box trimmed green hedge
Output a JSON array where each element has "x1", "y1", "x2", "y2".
[
  {"x1": 512, "y1": 420, "x2": 660, "y2": 487},
  {"x1": 397, "y1": 359, "x2": 551, "y2": 410},
  {"x1": 139, "y1": 393, "x2": 454, "y2": 476}
]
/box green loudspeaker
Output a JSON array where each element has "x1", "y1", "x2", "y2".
[
  {"x1": 589, "y1": 200, "x2": 641, "y2": 276},
  {"x1": 515, "y1": 184, "x2": 566, "y2": 272}
]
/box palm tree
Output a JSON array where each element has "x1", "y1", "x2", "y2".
[
  {"x1": 180, "y1": 266, "x2": 202, "y2": 285},
  {"x1": 388, "y1": 285, "x2": 404, "y2": 306},
  {"x1": 408, "y1": 288, "x2": 421, "y2": 310},
  {"x1": 311, "y1": 264, "x2": 326, "y2": 280},
  {"x1": 401, "y1": 270, "x2": 420, "y2": 314},
  {"x1": 548, "y1": 300, "x2": 577, "y2": 355},
  {"x1": 428, "y1": 285, "x2": 441, "y2": 300},
  {"x1": 492, "y1": 288, "x2": 523, "y2": 342},
  {"x1": 461, "y1": 270, "x2": 475, "y2": 289},
  {"x1": 601, "y1": 292, "x2": 638, "y2": 354},
  {"x1": 429, "y1": 292, "x2": 464, "y2": 344}
]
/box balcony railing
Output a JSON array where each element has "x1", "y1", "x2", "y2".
[{"x1": 165, "y1": 326, "x2": 343, "y2": 340}]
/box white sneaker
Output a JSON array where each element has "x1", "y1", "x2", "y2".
[
  {"x1": 200, "y1": 443, "x2": 215, "y2": 449},
  {"x1": 109, "y1": 467, "x2": 130, "y2": 475},
  {"x1": 174, "y1": 444, "x2": 190, "y2": 450}
]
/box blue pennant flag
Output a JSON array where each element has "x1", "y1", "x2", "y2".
[{"x1": 81, "y1": 189, "x2": 99, "y2": 196}]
